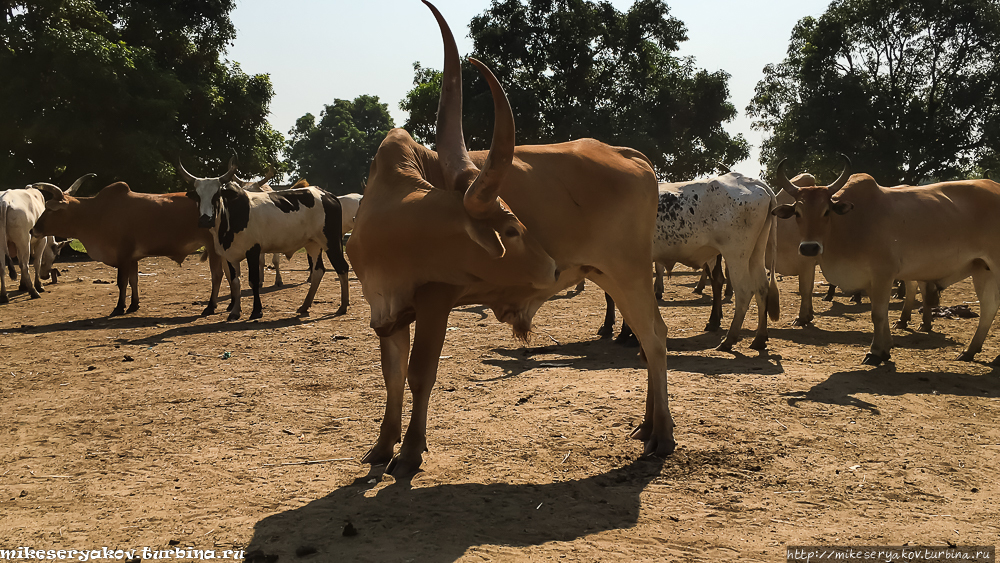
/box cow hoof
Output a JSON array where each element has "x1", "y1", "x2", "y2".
[
  {"x1": 227, "y1": 311, "x2": 242, "y2": 321},
  {"x1": 274, "y1": 280, "x2": 284, "y2": 288},
  {"x1": 715, "y1": 341, "x2": 734, "y2": 353},
  {"x1": 127, "y1": 304, "x2": 140, "y2": 313},
  {"x1": 791, "y1": 318, "x2": 810, "y2": 327},
  {"x1": 29, "y1": 292, "x2": 41, "y2": 300},
  {"x1": 956, "y1": 351, "x2": 978, "y2": 362},
  {"x1": 0, "y1": 294, "x2": 8, "y2": 304},
  {"x1": 892, "y1": 321, "x2": 908, "y2": 330},
  {"x1": 615, "y1": 334, "x2": 639, "y2": 347},
  {"x1": 35, "y1": 284, "x2": 45, "y2": 293},
  {"x1": 201, "y1": 304, "x2": 216, "y2": 316},
  {"x1": 109, "y1": 308, "x2": 125, "y2": 317},
  {"x1": 361, "y1": 443, "x2": 396, "y2": 466},
  {"x1": 597, "y1": 325, "x2": 614, "y2": 339},
  {"x1": 918, "y1": 323, "x2": 933, "y2": 333},
  {"x1": 862, "y1": 353, "x2": 889, "y2": 366},
  {"x1": 821, "y1": 295, "x2": 834, "y2": 302},
  {"x1": 749, "y1": 337, "x2": 767, "y2": 351},
  {"x1": 334, "y1": 306, "x2": 348, "y2": 316},
  {"x1": 385, "y1": 453, "x2": 423, "y2": 478},
  {"x1": 704, "y1": 322, "x2": 721, "y2": 332},
  {"x1": 643, "y1": 435, "x2": 677, "y2": 457},
  {"x1": 249, "y1": 310, "x2": 263, "y2": 320}
]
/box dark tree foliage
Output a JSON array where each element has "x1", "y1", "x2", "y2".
[
  {"x1": 402, "y1": 0, "x2": 748, "y2": 181},
  {"x1": 748, "y1": 0, "x2": 1000, "y2": 184},
  {"x1": 0, "y1": 0, "x2": 282, "y2": 193},
  {"x1": 284, "y1": 95, "x2": 395, "y2": 195}
]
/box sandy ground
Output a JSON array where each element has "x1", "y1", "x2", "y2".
[{"x1": 1, "y1": 253, "x2": 998, "y2": 562}]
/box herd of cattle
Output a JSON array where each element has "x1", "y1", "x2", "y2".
[{"x1": 3, "y1": 0, "x2": 999, "y2": 477}]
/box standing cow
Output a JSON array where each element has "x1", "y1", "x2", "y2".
[
  {"x1": 773, "y1": 157, "x2": 1000, "y2": 365},
  {"x1": 31, "y1": 179, "x2": 233, "y2": 317},
  {"x1": 345, "y1": 1, "x2": 674, "y2": 477},
  {"x1": 603, "y1": 173, "x2": 780, "y2": 351},
  {"x1": 1, "y1": 179, "x2": 87, "y2": 302},
  {"x1": 180, "y1": 163, "x2": 350, "y2": 321}
]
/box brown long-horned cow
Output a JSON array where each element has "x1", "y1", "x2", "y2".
[
  {"x1": 346, "y1": 0, "x2": 675, "y2": 476},
  {"x1": 772, "y1": 156, "x2": 1000, "y2": 365}
]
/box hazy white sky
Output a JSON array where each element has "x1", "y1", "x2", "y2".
[{"x1": 227, "y1": 0, "x2": 830, "y2": 176}]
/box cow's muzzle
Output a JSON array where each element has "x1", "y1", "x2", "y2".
[
  {"x1": 799, "y1": 241, "x2": 823, "y2": 257},
  {"x1": 198, "y1": 215, "x2": 214, "y2": 229}
]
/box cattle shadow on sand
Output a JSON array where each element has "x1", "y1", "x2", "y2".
[
  {"x1": 479, "y1": 338, "x2": 654, "y2": 380},
  {"x1": 767, "y1": 325, "x2": 962, "y2": 352},
  {"x1": 241, "y1": 457, "x2": 665, "y2": 563},
  {"x1": 781, "y1": 364, "x2": 1000, "y2": 413},
  {"x1": 4, "y1": 313, "x2": 205, "y2": 337},
  {"x1": 124, "y1": 313, "x2": 341, "y2": 347}
]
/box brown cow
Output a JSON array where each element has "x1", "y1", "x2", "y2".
[
  {"x1": 31, "y1": 180, "x2": 233, "y2": 317},
  {"x1": 772, "y1": 157, "x2": 1000, "y2": 365},
  {"x1": 346, "y1": 0, "x2": 675, "y2": 476}
]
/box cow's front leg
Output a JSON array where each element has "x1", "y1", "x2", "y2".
[
  {"x1": 957, "y1": 268, "x2": 998, "y2": 362},
  {"x1": 226, "y1": 261, "x2": 243, "y2": 321},
  {"x1": 126, "y1": 264, "x2": 140, "y2": 313},
  {"x1": 245, "y1": 246, "x2": 264, "y2": 319},
  {"x1": 893, "y1": 280, "x2": 918, "y2": 330},
  {"x1": 863, "y1": 280, "x2": 894, "y2": 365},
  {"x1": 362, "y1": 328, "x2": 410, "y2": 467},
  {"x1": 387, "y1": 283, "x2": 459, "y2": 477},
  {"x1": 597, "y1": 292, "x2": 616, "y2": 338},
  {"x1": 110, "y1": 266, "x2": 129, "y2": 316}
]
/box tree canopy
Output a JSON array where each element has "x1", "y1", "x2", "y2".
[
  {"x1": 0, "y1": 0, "x2": 282, "y2": 193},
  {"x1": 748, "y1": 0, "x2": 1000, "y2": 184},
  {"x1": 401, "y1": 0, "x2": 748, "y2": 181},
  {"x1": 284, "y1": 95, "x2": 395, "y2": 195}
]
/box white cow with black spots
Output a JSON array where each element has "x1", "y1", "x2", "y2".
[
  {"x1": 606, "y1": 172, "x2": 780, "y2": 351},
  {"x1": 180, "y1": 161, "x2": 349, "y2": 321}
]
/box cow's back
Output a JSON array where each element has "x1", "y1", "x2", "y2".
[
  {"x1": 470, "y1": 138, "x2": 659, "y2": 267},
  {"x1": 97, "y1": 188, "x2": 211, "y2": 262}
]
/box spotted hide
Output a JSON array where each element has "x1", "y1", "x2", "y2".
[
  {"x1": 606, "y1": 172, "x2": 780, "y2": 352},
  {"x1": 191, "y1": 181, "x2": 349, "y2": 321}
]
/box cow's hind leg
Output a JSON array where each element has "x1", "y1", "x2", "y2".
[
  {"x1": 271, "y1": 254, "x2": 283, "y2": 287},
  {"x1": 297, "y1": 249, "x2": 326, "y2": 316},
  {"x1": 591, "y1": 271, "x2": 675, "y2": 457},
  {"x1": 201, "y1": 252, "x2": 224, "y2": 316},
  {"x1": 704, "y1": 258, "x2": 724, "y2": 332},
  {"x1": 597, "y1": 291, "x2": 616, "y2": 338},
  {"x1": 245, "y1": 245, "x2": 264, "y2": 320},
  {"x1": 958, "y1": 266, "x2": 998, "y2": 362},
  {"x1": 110, "y1": 264, "x2": 132, "y2": 316},
  {"x1": 894, "y1": 280, "x2": 919, "y2": 330},
  {"x1": 12, "y1": 233, "x2": 39, "y2": 299},
  {"x1": 126, "y1": 264, "x2": 140, "y2": 313},
  {"x1": 918, "y1": 282, "x2": 939, "y2": 333},
  {"x1": 324, "y1": 242, "x2": 350, "y2": 316},
  {"x1": 386, "y1": 283, "x2": 460, "y2": 477}
]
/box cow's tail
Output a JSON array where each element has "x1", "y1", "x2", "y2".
[
  {"x1": 199, "y1": 246, "x2": 210, "y2": 263},
  {"x1": 766, "y1": 189, "x2": 781, "y2": 321}
]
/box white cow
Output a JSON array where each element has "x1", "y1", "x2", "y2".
[
  {"x1": 607, "y1": 172, "x2": 780, "y2": 351},
  {"x1": 1, "y1": 177, "x2": 90, "y2": 302}
]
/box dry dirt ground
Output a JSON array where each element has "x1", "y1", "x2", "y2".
[{"x1": 1, "y1": 252, "x2": 998, "y2": 563}]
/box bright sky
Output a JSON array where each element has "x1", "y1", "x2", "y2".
[{"x1": 228, "y1": 0, "x2": 830, "y2": 177}]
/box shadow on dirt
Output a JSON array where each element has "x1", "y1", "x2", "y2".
[
  {"x1": 781, "y1": 363, "x2": 1000, "y2": 413},
  {"x1": 241, "y1": 456, "x2": 664, "y2": 563}
]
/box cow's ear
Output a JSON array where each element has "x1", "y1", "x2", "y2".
[
  {"x1": 832, "y1": 200, "x2": 854, "y2": 215},
  {"x1": 464, "y1": 218, "x2": 505, "y2": 259},
  {"x1": 772, "y1": 204, "x2": 796, "y2": 219}
]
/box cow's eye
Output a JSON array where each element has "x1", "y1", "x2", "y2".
[{"x1": 504, "y1": 227, "x2": 520, "y2": 238}]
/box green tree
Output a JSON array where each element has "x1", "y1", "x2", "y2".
[
  {"x1": 401, "y1": 0, "x2": 748, "y2": 181},
  {"x1": 284, "y1": 95, "x2": 395, "y2": 195},
  {"x1": 748, "y1": 0, "x2": 1000, "y2": 184},
  {"x1": 0, "y1": 0, "x2": 282, "y2": 192}
]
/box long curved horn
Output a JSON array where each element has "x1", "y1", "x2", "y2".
[
  {"x1": 66, "y1": 173, "x2": 96, "y2": 196},
  {"x1": 219, "y1": 156, "x2": 238, "y2": 183},
  {"x1": 827, "y1": 154, "x2": 852, "y2": 195},
  {"x1": 178, "y1": 158, "x2": 198, "y2": 184},
  {"x1": 251, "y1": 165, "x2": 276, "y2": 190},
  {"x1": 717, "y1": 163, "x2": 732, "y2": 174},
  {"x1": 423, "y1": 0, "x2": 479, "y2": 194},
  {"x1": 32, "y1": 182, "x2": 66, "y2": 202},
  {"x1": 464, "y1": 57, "x2": 515, "y2": 219},
  {"x1": 774, "y1": 158, "x2": 798, "y2": 197}
]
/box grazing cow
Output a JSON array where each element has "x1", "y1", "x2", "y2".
[
  {"x1": 180, "y1": 163, "x2": 350, "y2": 321},
  {"x1": 1, "y1": 177, "x2": 88, "y2": 302},
  {"x1": 31, "y1": 179, "x2": 232, "y2": 317},
  {"x1": 345, "y1": 1, "x2": 674, "y2": 476},
  {"x1": 772, "y1": 156, "x2": 1000, "y2": 365},
  {"x1": 603, "y1": 173, "x2": 780, "y2": 351}
]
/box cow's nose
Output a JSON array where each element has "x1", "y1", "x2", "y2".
[
  {"x1": 799, "y1": 241, "x2": 822, "y2": 257},
  {"x1": 198, "y1": 215, "x2": 214, "y2": 229}
]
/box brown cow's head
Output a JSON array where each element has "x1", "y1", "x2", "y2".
[
  {"x1": 30, "y1": 174, "x2": 96, "y2": 237},
  {"x1": 347, "y1": 1, "x2": 557, "y2": 335},
  {"x1": 178, "y1": 157, "x2": 238, "y2": 228},
  {"x1": 772, "y1": 155, "x2": 854, "y2": 257}
]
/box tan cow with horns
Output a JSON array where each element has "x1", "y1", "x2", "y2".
[
  {"x1": 772, "y1": 156, "x2": 1000, "y2": 366},
  {"x1": 346, "y1": 0, "x2": 676, "y2": 476}
]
